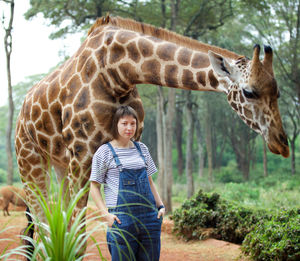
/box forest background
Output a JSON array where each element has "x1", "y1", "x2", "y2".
[{"x1": 0, "y1": 0, "x2": 299, "y2": 214}]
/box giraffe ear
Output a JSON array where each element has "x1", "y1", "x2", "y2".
[{"x1": 208, "y1": 51, "x2": 234, "y2": 78}]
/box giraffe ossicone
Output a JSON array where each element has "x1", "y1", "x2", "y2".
[{"x1": 14, "y1": 15, "x2": 289, "y2": 256}]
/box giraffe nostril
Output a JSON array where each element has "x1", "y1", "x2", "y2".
[{"x1": 279, "y1": 134, "x2": 288, "y2": 146}]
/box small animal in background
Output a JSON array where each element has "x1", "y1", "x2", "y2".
[{"x1": 0, "y1": 186, "x2": 26, "y2": 216}]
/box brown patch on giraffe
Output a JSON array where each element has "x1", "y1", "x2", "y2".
[
  {"x1": 127, "y1": 100, "x2": 144, "y2": 122},
  {"x1": 141, "y1": 59, "x2": 161, "y2": 85},
  {"x1": 37, "y1": 133, "x2": 50, "y2": 151},
  {"x1": 64, "y1": 75, "x2": 82, "y2": 105},
  {"x1": 61, "y1": 61, "x2": 76, "y2": 86},
  {"x1": 196, "y1": 71, "x2": 206, "y2": 87},
  {"x1": 24, "y1": 99, "x2": 32, "y2": 119},
  {"x1": 95, "y1": 46, "x2": 107, "y2": 68},
  {"x1": 109, "y1": 43, "x2": 126, "y2": 64},
  {"x1": 74, "y1": 87, "x2": 90, "y2": 112},
  {"x1": 87, "y1": 33, "x2": 104, "y2": 49},
  {"x1": 41, "y1": 112, "x2": 55, "y2": 136},
  {"x1": 27, "y1": 153, "x2": 42, "y2": 166},
  {"x1": 77, "y1": 49, "x2": 92, "y2": 72},
  {"x1": 62, "y1": 128, "x2": 74, "y2": 145},
  {"x1": 33, "y1": 83, "x2": 48, "y2": 109},
  {"x1": 119, "y1": 63, "x2": 141, "y2": 85},
  {"x1": 79, "y1": 111, "x2": 95, "y2": 136},
  {"x1": 62, "y1": 106, "x2": 73, "y2": 127},
  {"x1": 165, "y1": 65, "x2": 179, "y2": 87},
  {"x1": 244, "y1": 107, "x2": 253, "y2": 119},
  {"x1": 32, "y1": 168, "x2": 43, "y2": 179},
  {"x1": 107, "y1": 68, "x2": 129, "y2": 91},
  {"x1": 92, "y1": 102, "x2": 116, "y2": 133},
  {"x1": 182, "y1": 69, "x2": 198, "y2": 90},
  {"x1": 230, "y1": 102, "x2": 238, "y2": 111},
  {"x1": 81, "y1": 57, "x2": 97, "y2": 83},
  {"x1": 178, "y1": 48, "x2": 192, "y2": 66},
  {"x1": 104, "y1": 31, "x2": 115, "y2": 46},
  {"x1": 90, "y1": 141, "x2": 100, "y2": 154},
  {"x1": 157, "y1": 44, "x2": 176, "y2": 61},
  {"x1": 52, "y1": 136, "x2": 65, "y2": 157},
  {"x1": 208, "y1": 70, "x2": 219, "y2": 88},
  {"x1": 192, "y1": 53, "x2": 210, "y2": 68},
  {"x1": 20, "y1": 149, "x2": 31, "y2": 158},
  {"x1": 75, "y1": 40, "x2": 87, "y2": 58},
  {"x1": 19, "y1": 159, "x2": 31, "y2": 173},
  {"x1": 28, "y1": 123, "x2": 37, "y2": 141},
  {"x1": 50, "y1": 102, "x2": 63, "y2": 132},
  {"x1": 91, "y1": 76, "x2": 116, "y2": 103},
  {"x1": 31, "y1": 104, "x2": 42, "y2": 122},
  {"x1": 71, "y1": 114, "x2": 88, "y2": 140},
  {"x1": 45, "y1": 70, "x2": 59, "y2": 83},
  {"x1": 116, "y1": 31, "x2": 136, "y2": 44},
  {"x1": 48, "y1": 79, "x2": 60, "y2": 103},
  {"x1": 138, "y1": 38, "x2": 153, "y2": 57},
  {"x1": 127, "y1": 42, "x2": 140, "y2": 63},
  {"x1": 73, "y1": 141, "x2": 88, "y2": 161}
]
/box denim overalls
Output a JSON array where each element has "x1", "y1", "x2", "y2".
[{"x1": 106, "y1": 142, "x2": 162, "y2": 261}]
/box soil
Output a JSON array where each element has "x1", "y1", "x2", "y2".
[{"x1": 0, "y1": 203, "x2": 251, "y2": 261}]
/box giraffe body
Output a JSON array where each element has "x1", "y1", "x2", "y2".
[{"x1": 15, "y1": 15, "x2": 289, "y2": 253}]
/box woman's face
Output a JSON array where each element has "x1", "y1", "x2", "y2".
[{"x1": 117, "y1": 115, "x2": 137, "y2": 141}]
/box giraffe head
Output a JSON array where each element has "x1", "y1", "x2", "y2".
[{"x1": 208, "y1": 45, "x2": 289, "y2": 158}]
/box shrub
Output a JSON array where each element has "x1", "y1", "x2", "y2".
[
  {"x1": 171, "y1": 189, "x2": 265, "y2": 243},
  {"x1": 242, "y1": 209, "x2": 300, "y2": 261}
]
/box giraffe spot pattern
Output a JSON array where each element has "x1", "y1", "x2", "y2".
[
  {"x1": 41, "y1": 111, "x2": 55, "y2": 136},
  {"x1": 62, "y1": 107, "x2": 72, "y2": 127},
  {"x1": 92, "y1": 102, "x2": 116, "y2": 133},
  {"x1": 208, "y1": 70, "x2": 219, "y2": 88},
  {"x1": 141, "y1": 59, "x2": 161, "y2": 85},
  {"x1": 49, "y1": 102, "x2": 63, "y2": 132},
  {"x1": 157, "y1": 44, "x2": 176, "y2": 61},
  {"x1": 31, "y1": 105, "x2": 42, "y2": 122},
  {"x1": 61, "y1": 61, "x2": 76, "y2": 86},
  {"x1": 107, "y1": 68, "x2": 129, "y2": 91},
  {"x1": 81, "y1": 57, "x2": 96, "y2": 83},
  {"x1": 116, "y1": 31, "x2": 136, "y2": 44},
  {"x1": 64, "y1": 75, "x2": 82, "y2": 104},
  {"x1": 104, "y1": 31, "x2": 115, "y2": 46},
  {"x1": 88, "y1": 33, "x2": 103, "y2": 49},
  {"x1": 119, "y1": 63, "x2": 141, "y2": 85},
  {"x1": 48, "y1": 80, "x2": 60, "y2": 104},
  {"x1": 95, "y1": 46, "x2": 107, "y2": 68},
  {"x1": 127, "y1": 42, "x2": 141, "y2": 63},
  {"x1": 196, "y1": 71, "x2": 206, "y2": 87},
  {"x1": 165, "y1": 65, "x2": 179, "y2": 87},
  {"x1": 109, "y1": 43, "x2": 126, "y2": 64},
  {"x1": 77, "y1": 50, "x2": 92, "y2": 72},
  {"x1": 138, "y1": 38, "x2": 153, "y2": 57},
  {"x1": 91, "y1": 76, "x2": 116, "y2": 103},
  {"x1": 178, "y1": 48, "x2": 192, "y2": 66},
  {"x1": 74, "y1": 87, "x2": 90, "y2": 112},
  {"x1": 62, "y1": 128, "x2": 74, "y2": 145},
  {"x1": 182, "y1": 69, "x2": 198, "y2": 89},
  {"x1": 52, "y1": 136, "x2": 64, "y2": 157},
  {"x1": 192, "y1": 53, "x2": 210, "y2": 68},
  {"x1": 79, "y1": 111, "x2": 95, "y2": 136}
]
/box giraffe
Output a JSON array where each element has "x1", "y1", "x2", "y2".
[{"x1": 15, "y1": 15, "x2": 289, "y2": 253}]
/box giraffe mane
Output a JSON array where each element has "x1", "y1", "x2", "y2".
[{"x1": 88, "y1": 15, "x2": 241, "y2": 60}]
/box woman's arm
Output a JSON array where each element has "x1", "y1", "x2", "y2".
[
  {"x1": 148, "y1": 176, "x2": 165, "y2": 219},
  {"x1": 90, "y1": 181, "x2": 121, "y2": 226}
]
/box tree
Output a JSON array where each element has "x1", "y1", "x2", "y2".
[{"x1": 2, "y1": 0, "x2": 15, "y2": 185}]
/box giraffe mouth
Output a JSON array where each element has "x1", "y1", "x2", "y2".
[{"x1": 267, "y1": 141, "x2": 290, "y2": 158}]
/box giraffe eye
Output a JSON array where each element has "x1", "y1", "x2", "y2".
[{"x1": 243, "y1": 89, "x2": 259, "y2": 99}]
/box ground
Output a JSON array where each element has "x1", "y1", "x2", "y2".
[{"x1": 0, "y1": 203, "x2": 251, "y2": 260}]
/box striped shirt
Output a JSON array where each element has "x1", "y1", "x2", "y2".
[{"x1": 90, "y1": 142, "x2": 157, "y2": 207}]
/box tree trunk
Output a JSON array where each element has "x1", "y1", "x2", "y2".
[
  {"x1": 185, "y1": 91, "x2": 194, "y2": 198},
  {"x1": 3, "y1": 0, "x2": 15, "y2": 185},
  {"x1": 195, "y1": 119, "x2": 204, "y2": 178},
  {"x1": 175, "y1": 104, "x2": 183, "y2": 176},
  {"x1": 156, "y1": 87, "x2": 166, "y2": 200},
  {"x1": 262, "y1": 137, "x2": 268, "y2": 177},
  {"x1": 163, "y1": 88, "x2": 175, "y2": 213},
  {"x1": 290, "y1": 138, "x2": 296, "y2": 175},
  {"x1": 205, "y1": 104, "x2": 213, "y2": 182}
]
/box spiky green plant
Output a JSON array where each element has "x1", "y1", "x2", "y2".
[{"x1": 1, "y1": 177, "x2": 108, "y2": 261}]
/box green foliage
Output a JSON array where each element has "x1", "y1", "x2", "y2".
[
  {"x1": 242, "y1": 209, "x2": 300, "y2": 261},
  {"x1": 171, "y1": 189, "x2": 266, "y2": 243},
  {"x1": 0, "y1": 169, "x2": 7, "y2": 183}
]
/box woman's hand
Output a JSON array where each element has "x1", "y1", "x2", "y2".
[
  {"x1": 105, "y1": 213, "x2": 121, "y2": 227},
  {"x1": 157, "y1": 207, "x2": 165, "y2": 219}
]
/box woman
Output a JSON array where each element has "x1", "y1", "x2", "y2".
[{"x1": 90, "y1": 105, "x2": 165, "y2": 261}]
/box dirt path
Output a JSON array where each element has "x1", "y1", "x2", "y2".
[{"x1": 0, "y1": 206, "x2": 250, "y2": 261}]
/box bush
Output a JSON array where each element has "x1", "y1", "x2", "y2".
[
  {"x1": 242, "y1": 209, "x2": 300, "y2": 261},
  {"x1": 171, "y1": 189, "x2": 265, "y2": 243}
]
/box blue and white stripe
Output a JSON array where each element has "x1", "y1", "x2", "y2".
[{"x1": 90, "y1": 142, "x2": 157, "y2": 207}]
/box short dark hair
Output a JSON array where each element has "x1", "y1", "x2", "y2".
[{"x1": 111, "y1": 106, "x2": 139, "y2": 140}]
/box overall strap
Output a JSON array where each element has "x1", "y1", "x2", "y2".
[
  {"x1": 133, "y1": 141, "x2": 147, "y2": 165},
  {"x1": 106, "y1": 142, "x2": 122, "y2": 168}
]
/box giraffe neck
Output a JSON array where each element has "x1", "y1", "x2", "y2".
[{"x1": 86, "y1": 26, "x2": 234, "y2": 95}]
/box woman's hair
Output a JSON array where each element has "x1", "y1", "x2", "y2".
[{"x1": 111, "y1": 106, "x2": 139, "y2": 140}]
